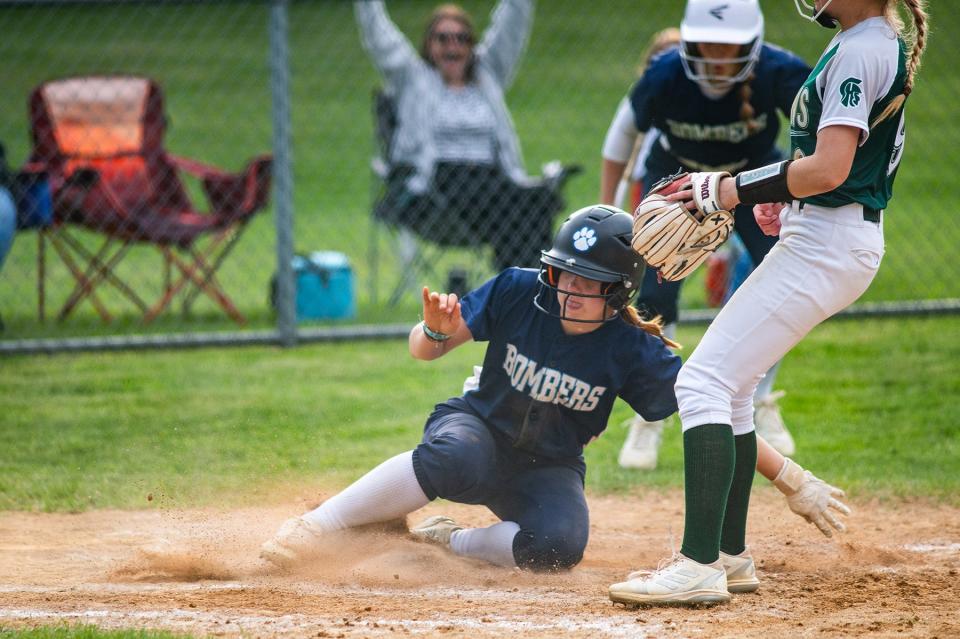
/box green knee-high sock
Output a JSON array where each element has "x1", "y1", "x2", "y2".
[
  {"x1": 720, "y1": 431, "x2": 758, "y2": 556},
  {"x1": 680, "y1": 424, "x2": 735, "y2": 565}
]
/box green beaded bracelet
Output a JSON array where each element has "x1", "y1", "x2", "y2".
[{"x1": 422, "y1": 322, "x2": 451, "y2": 342}]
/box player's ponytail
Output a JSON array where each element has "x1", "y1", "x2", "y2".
[
  {"x1": 901, "y1": 0, "x2": 928, "y2": 97},
  {"x1": 619, "y1": 305, "x2": 681, "y2": 349},
  {"x1": 738, "y1": 74, "x2": 760, "y2": 135},
  {"x1": 871, "y1": 0, "x2": 928, "y2": 128}
]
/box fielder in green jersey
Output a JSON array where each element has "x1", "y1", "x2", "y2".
[{"x1": 611, "y1": 0, "x2": 929, "y2": 608}]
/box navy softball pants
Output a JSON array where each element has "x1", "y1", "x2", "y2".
[{"x1": 411, "y1": 401, "x2": 589, "y2": 572}]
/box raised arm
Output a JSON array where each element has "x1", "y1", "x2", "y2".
[
  {"x1": 475, "y1": 0, "x2": 534, "y2": 89},
  {"x1": 409, "y1": 286, "x2": 474, "y2": 361},
  {"x1": 354, "y1": 0, "x2": 418, "y2": 86},
  {"x1": 600, "y1": 97, "x2": 643, "y2": 206}
]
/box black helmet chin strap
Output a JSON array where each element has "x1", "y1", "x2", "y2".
[{"x1": 816, "y1": 11, "x2": 838, "y2": 28}]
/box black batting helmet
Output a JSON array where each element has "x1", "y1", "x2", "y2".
[{"x1": 534, "y1": 205, "x2": 643, "y2": 323}]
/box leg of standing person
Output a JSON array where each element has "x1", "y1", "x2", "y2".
[
  {"x1": 611, "y1": 203, "x2": 883, "y2": 605},
  {"x1": 733, "y1": 200, "x2": 796, "y2": 455}
]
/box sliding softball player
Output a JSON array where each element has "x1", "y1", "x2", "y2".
[
  {"x1": 260, "y1": 207, "x2": 848, "y2": 574},
  {"x1": 613, "y1": 0, "x2": 928, "y2": 606}
]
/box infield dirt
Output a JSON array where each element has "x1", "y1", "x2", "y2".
[{"x1": 1, "y1": 488, "x2": 958, "y2": 638}]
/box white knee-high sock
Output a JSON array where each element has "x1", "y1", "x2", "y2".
[
  {"x1": 301, "y1": 451, "x2": 429, "y2": 531},
  {"x1": 449, "y1": 521, "x2": 520, "y2": 568},
  {"x1": 754, "y1": 359, "x2": 782, "y2": 400}
]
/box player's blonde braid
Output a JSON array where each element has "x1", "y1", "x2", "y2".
[
  {"x1": 870, "y1": 0, "x2": 928, "y2": 127},
  {"x1": 738, "y1": 74, "x2": 759, "y2": 134},
  {"x1": 620, "y1": 305, "x2": 681, "y2": 349}
]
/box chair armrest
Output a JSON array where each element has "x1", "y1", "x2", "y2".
[
  {"x1": 169, "y1": 153, "x2": 272, "y2": 218},
  {"x1": 168, "y1": 154, "x2": 234, "y2": 181}
]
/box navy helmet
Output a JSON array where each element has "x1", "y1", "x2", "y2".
[{"x1": 535, "y1": 205, "x2": 643, "y2": 323}]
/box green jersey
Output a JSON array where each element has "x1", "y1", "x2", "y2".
[{"x1": 789, "y1": 17, "x2": 908, "y2": 210}]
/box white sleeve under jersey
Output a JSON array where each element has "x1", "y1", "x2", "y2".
[
  {"x1": 817, "y1": 18, "x2": 901, "y2": 146},
  {"x1": 601, "y1": 97, "x2": 640, "y2": 162}
]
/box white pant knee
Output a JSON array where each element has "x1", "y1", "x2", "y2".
[{"x1": 676, "y1": 361, "x2": 759, "y2": 435}]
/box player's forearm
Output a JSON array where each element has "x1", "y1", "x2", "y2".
[
  {"x1": 756, "y1": 435, "x2": 786, "y2": 481},
  {"x1": 409, "y1": 321, "x2": 450, "y2": 361},
  {"x1": 718, "y1": 125, "x2": 860, "y2": 210},
  {"x1": 600, "y1": 159, "x2": 627, "y2": 205}
]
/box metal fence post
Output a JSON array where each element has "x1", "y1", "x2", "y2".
[{"x1": 270, "y1": 0, "x2": 296, "y2": 346}]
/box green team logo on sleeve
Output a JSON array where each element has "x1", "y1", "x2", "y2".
[{"x1": 839, "y1": 77, "x2": 863, "y2": 107}]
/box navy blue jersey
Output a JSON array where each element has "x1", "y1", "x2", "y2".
[
  {"x1": 457, "y1": 268, "x2": 681, "y2": 459},
  {"x1": 630, "y1": 44, "x2": 811, "y2": 172}
]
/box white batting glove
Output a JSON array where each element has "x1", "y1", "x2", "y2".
[{"x1": 773, "y1": 458, "x2": 851, "y2": 538}]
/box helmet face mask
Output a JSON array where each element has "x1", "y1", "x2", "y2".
[
  {"x1": 534, "y1": 268, "x2": 632, "y2": 325},
  {"x1": 534, "y1": 205, "x2": 642, "y2": 325},
  {"x1": 679, "y1": 0, "x2": 764, "y2": 94},
  {"x1": 680, "y1": 40, "x2": 762, "y2": 91},
  {"x1": 793, "y1": 0, "x2": 839, "y2": 29}
]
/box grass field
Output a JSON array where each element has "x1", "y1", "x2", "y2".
[
  {"x1": 2, "y1": 314, "x2": 957, "y2": 513},
  {"x1": 0, "y1": 0, "x2": 958, "y2": 338}
]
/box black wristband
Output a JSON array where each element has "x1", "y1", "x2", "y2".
[{"x1": 735, "y1": 160, "x2": 794, "y2": 206}]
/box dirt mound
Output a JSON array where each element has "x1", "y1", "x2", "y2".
[{"x1": 1, "y1": 489, "x2": 958, "y2": 638}]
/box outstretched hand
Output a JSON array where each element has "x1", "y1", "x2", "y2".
[
  {"x1": 421, "y1": 286, "x2": 463, "y2": 337},
  {"x1": 785, "y1": 471, "x2": 852, "y2": 538}
]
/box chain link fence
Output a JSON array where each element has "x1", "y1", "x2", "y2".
[{"x1": 0, "y1": 0, "x2": 956, "y2": 353}]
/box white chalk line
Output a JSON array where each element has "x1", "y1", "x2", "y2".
[{"x1": 902, "y1": 542, "x2": 960, "y2": 554}]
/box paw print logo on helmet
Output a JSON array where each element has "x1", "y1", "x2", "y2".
[{"x1": 572, "y1": 227, "x2": 597, "y2": 252}]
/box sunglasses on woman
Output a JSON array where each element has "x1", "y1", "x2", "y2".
[{"x1": 432, "y1": 31, "x2": 472, "y2": 45}]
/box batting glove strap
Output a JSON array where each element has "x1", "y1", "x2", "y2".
[
  {"x1": 772, "y1": 457, "x2": 807, "y2": 496},
  {"x1": 690, "y1": 171, "x2": 731, "y2": 217}
]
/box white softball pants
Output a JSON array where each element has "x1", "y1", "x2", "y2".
[{"x1": 676, "y1": 201, "x2": 885, "y2": 435}]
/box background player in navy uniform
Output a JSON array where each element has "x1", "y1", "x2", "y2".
[
  {"x1": 611, "y1": 0, "x2": 928, "y2": 606},
  {"x1": 601, "y1": 0, "x2": 811, "y2": 469},
  {"x1": 260, "y1": 207, "x2": 847, "y2": 573}
]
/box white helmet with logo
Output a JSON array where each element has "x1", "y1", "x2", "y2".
[{"x1": 680, "y1": 0, "x2": 764, "y2": 94}]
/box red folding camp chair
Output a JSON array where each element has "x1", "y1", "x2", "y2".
[{"x1": 27, "y1": 75, "x2": 272, "y2": 324}]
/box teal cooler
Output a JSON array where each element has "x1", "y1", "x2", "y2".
[{"x1": 280, "y1": 251, "x2": 356, "y2": 321}]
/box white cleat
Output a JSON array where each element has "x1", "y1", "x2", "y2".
[
  {"x1": 618, "y1": 416, "x2": 664, "y2": 470},
  {"x1": 627, "y1": 550, "x2": 760, "y2": 593},
  {"x1": 626, "y1": 549, "x2": 759, "y2": 593},
  {"x1": 410, "y1": 515, "x2": 464, "y2": 547},
  {"x1": 259, "y1": 516, "x2": 325, "y2": 568},
  {"x1": 719, "y1": 549, "x2": 760, "y2": 593},
  {"x1": 610, "y1": 554, "x2": 730, "y2": 606},
  {"x1": 755, "y1": 390, "x2": 795, "y2": 456}
]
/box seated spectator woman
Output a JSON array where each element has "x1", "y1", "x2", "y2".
[{"x1": 355, "y1": 0, "x2": 577, "y2": 272}]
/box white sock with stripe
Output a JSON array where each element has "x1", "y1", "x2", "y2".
[
  {"x1": 449, "y1": 521, "x2": 520, "y2": 568},
  {"x1": 301, "y1": 451, "x2": 429, "y2": 531}
]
